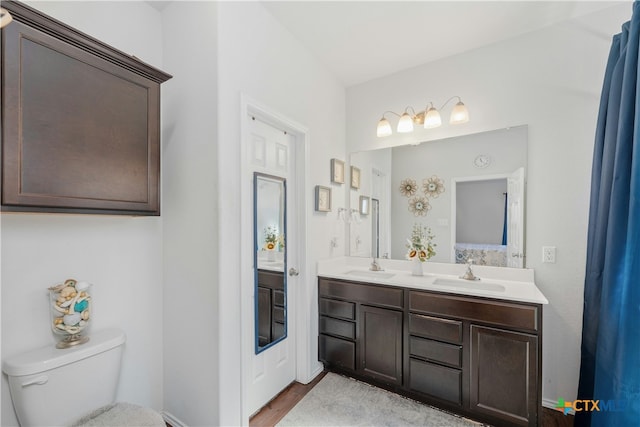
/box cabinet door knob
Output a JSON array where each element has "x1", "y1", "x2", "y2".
[{"x1": 288, "y1": 267, "x2": 299, "y2": 277}]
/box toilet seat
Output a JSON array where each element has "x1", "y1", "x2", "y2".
[{"x1": 71, "y1": 402, "x2": 165, "y2": 427}]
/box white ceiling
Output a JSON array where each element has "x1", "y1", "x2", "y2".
[
  {"x1": 146, "y1": 1, "x2": 629, "y2": 87},
  {"x1": 261, "y1": 1, "x2": 628, "y2": 87}
]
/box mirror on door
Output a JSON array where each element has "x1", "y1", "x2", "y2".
[{"x1": 254, "y1": 172, "x2": 287, "y2": 353}]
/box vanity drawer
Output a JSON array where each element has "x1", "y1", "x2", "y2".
[
  {"x1": 319, "y1": 334, "x2": 355, "y2": 371},
  {"x1": 409, "y1": 336, "x2": 461, "y2": 368},
  {"x1": 319, "y1": 298, "x2": 355, "y2": 320},
  {"x1": 320, "y1": 316, "x2": 356, "y2": 340},
  {"x1": 409, "y1": 358, "x2": 462, "y2": 405},
  {"x1": 319, "y1": 278, "x2": 404, "y2": 309},
  {"x1": 273, "y1": 306, "x2": 285, "y2": 323},
  {"x1": 409, "y1": 291, "x2": 539, "y2": 332},
  {"x1": 257, "y1": 270, "x2": 285, "y2": 290},
  {"x1": 409, "y1": 313, "x2": 462, "y2": 344},
  {"x1": 274, "y1": 290, "x2": 285, "y2": 306}
]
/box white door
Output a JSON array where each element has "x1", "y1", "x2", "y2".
[
  {"x1": 506, "y1": 167, "x2": 525, "y2": 268},
  {"x1": 246, "y1": 117, "x2": 297, "y2": 416}
]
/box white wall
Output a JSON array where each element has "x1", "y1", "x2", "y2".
[
  {"x1": 160, "y1": 2, "x2": 219, "y2": 426},
  {"x1": 346, "y1": 3, "x2": 632, "y2": 407},
  {"x1": 1, "y1": 2, "x2": 165, "y2": 426},
  {"x1": 216, "y1": 2, "x2": 346, "y2": 425}
]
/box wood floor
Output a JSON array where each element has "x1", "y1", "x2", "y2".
[
  {"x1": 249, "y1": 372, "x2": 327, "y2": 427},
  {"x1": 249, "y1": 371, "x2": 574, "y2": 427}
]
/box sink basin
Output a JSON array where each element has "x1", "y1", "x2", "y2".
[
  {"x1": 433, "y1": 278, "x2": 505, "y2": 292},
  {"x1": 345, "y1": 270, "x2": 395, "y2": 279}
]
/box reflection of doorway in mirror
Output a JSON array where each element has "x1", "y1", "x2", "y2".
[
  {"x1": 371, "y1": 199, "x2": 380, "y2": 258},
  {"x1": 451, "y1": 168, "x2": 525, "y2": 268},
  {"x1": 371, "y1": 168, "x2": 390, "y2": 259}
]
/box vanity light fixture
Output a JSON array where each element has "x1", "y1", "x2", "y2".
[{"x1": 376, "y1": 96, "x2": 469, "y2": 137}]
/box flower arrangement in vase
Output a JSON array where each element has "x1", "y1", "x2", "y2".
[
  {"x1": 264, "y1": 225, "x2": 284, "y2": 261},
  {"x1": 406, "y1": 223, "x2": 436, "y2": 275}
]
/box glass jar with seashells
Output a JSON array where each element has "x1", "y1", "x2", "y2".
[{"x1": 48, "y1": 279, "x2": 92, "y2": 348}]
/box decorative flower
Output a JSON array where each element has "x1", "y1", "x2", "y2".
[
  {"x1": 399, "y1": 178, "x2": 418, "y2": 197},
  {"x1": 423, "y1": 175, "x2": 445, "y2": 198},
  {"x1": 408, "y1": 196, "x2": 431, "y2": 216},
  {"x1": 406, "y1": 223, "x2": 436, "y2": 262},
  {"x1": 264, "y1": 225, "x2": 281, "y2": 250}
]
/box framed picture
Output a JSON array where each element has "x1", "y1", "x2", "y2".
[
  {"x1": 330, "y1": 158, "x2": 345, "y2": 184},
  {"x1": 359, "y1": 195, "x2": 370, "y2": 215},
  {"x1": 315, "y1": 185, "x2": 331, "y2": 212},
  {"x1": 350, "y1": 166, "x2": 361, "y2": 190}
]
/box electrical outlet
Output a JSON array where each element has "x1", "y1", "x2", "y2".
[{"x1": 542, "y1": 246, "x2": 556, "y2": 263}]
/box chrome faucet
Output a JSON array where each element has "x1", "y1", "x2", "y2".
[
  {"x1": 460, "y1": 259, "x2": 480, "y2": 281},
  {"x1": 370, "y1": 258, "x2": 384, "y2": 272}
]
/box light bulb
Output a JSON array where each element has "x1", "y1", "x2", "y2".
[
  {"x1": 450, "y1": 101, "x2": 469, "y2": 124},
  {"x1": 397, "y1": 112, "x2": 414, "y2": 133},
  {"x1": 423, "y1": 107, "x2": 442, "y2": 129},
  {"x1": 376, "y1": 117, "x2": 392, "y2": 137}
]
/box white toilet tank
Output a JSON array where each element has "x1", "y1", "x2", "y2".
[{"x1": 2, "y1": 328, "x2": 126, "y2": 427}]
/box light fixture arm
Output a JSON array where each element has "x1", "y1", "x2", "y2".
[{"x1": 436, "y1": 96, "x2": 463, "y2": 111}]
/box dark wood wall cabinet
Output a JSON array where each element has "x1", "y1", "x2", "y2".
[
  {"x1": 1, "y1": 1, "x2": 171, "y2": 215},
  {"x1": 319, "y1": 277, "x2": 543, "y2": 427}
]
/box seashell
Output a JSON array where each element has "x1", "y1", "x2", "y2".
[
  {"x1": 64, "y1": 279, "x2": 77, "y2": 287},
  {"x1": 65, "y1": 325, "x2": 81, "y2": 334},
  {"x1": 63, "y1": 312, "x2": 81, "y2": 326},
  {"x1": 53, "y1": 304, "x2": 67, "y2": 314},
  {"x1": 53, "y1": 317, "x2": 63, "y2": 325},
  {"x1": 74, "y1": 300, "x2": 88, "y2": 312},
  {"x1": 55, "y1": 324, "x2": 67, "y2": 331},
  {"x1": 56, "y1": 296, "x2": 66, "y2": 305},
  {"x1": 79, "y1": 320, "x2": 87, "y2": 327},
  {"x1": 75, "y1": 281, "x2": 90, "y2": 292},
  {"x1": 48, "y1": 283, "x2": 66, "y2": 292},
  {"x1": 81, "y1": 309, "x2": 90, "y2": 321},
  {"x1": 60, "y1": 299, "x2": 72, "y2": 308},
  {"x1": 60, "y1": 286, "x2": 75, "y2": 298}
]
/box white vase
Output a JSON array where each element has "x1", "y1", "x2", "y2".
[
  {"x1": 411, "y1": 259, "x2": 423, "y2": 276},
  {"x1": 267, "y1": 249, "x2": 276, "y2": 262}
]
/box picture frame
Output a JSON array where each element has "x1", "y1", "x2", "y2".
[
  {"x1": 350, "y1": 166, "x2": 361, "y2": 190},
  {"x1": 315, "y1": 185, "x2": 332, "y2": 212},
  {"x1": 359, "y1": 195, "x2": 370, "y2": 215},
  {"x1": 330, "y1": 158, "x2": 345, "y2": 184}
]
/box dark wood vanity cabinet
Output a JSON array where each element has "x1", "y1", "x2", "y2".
[
  {"x1": 1, "y1": 1, "x2": 171, "y2": 215},
  {"x1": 319, "y1": 278, "x2": 404, "y2": 386},
  {"x1": 257, "y1": 270, "x2": 285, "y2": 346},
  {"x1": 319, "y1": 277, "x2": 543, "y2": 427}
]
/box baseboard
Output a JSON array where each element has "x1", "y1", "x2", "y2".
[
  {"x1": 543, "y1": 397, "x2": 575, "y2": 415},
  {"x1": 163, "y1": 411, "x2": 187, "y2": 427}
]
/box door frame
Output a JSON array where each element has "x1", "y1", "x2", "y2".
[{"x1": 239, "y1": 94, "x2": 311, "y2": 422}]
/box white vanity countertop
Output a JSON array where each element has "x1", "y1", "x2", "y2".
[{"x1": 317, "y1": 257, "x2": 548, "y2": 305}]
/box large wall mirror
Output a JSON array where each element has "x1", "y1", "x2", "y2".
[
  {"x1": 349, "y1": 125, "x2": 528, "y2": 268},
  {"x1": 253, "y1": 172, "x2": 287, "y2": 353}
]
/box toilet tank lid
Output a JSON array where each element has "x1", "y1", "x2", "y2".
[{"x1": 2, "y1": 328, "x2": 126, "y2": 377}]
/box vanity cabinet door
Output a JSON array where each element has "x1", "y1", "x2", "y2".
[
  {"x1": 470, "y1": 325, "x2": 539, "y2": 426},
  {"x1": 360, "y1": 305, "x2": 403, "y2": 385}
]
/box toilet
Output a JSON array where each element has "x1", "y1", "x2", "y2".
[{"x1": 2, "y1": 328, "x2": 164, "y2": 427}]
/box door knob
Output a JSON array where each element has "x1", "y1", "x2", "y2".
[{"x1": 288, "y1": 267, "x2": 299, "y2": 277}]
